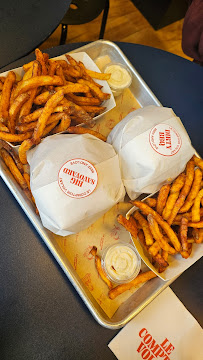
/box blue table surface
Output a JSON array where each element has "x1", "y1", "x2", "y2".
[{"x1": 0, "y1": 42, "x2": 202, "y2": 360}]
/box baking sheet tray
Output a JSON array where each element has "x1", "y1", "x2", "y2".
[{"x1": 0, "y1": 40, "x2": 178, "y2": 329}]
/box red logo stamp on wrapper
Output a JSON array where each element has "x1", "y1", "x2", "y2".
[
  {"x1": 58, "y1": 158, "x2": 98, "y2": 199},
  {"x1": 149, "y1": 124, "x2": 182, "y2": 157}
]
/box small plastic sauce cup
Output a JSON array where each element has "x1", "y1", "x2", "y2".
[
  {"x1": 103, "y1": 62, "x2": 132, "y2": 97},
  {"x1": 101, "y1": 242, "x2": 141, "y2": 284}
]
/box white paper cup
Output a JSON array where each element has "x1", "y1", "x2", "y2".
[
  {"x1": 101, "y1": 242, "x2": 141, "y2": 284},
  {"x1": 104, "y1": 62, "x2": 132, "y2": 97}
]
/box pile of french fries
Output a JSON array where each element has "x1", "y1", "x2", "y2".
[
  {"x1": 0, "y1": 48, "x2": 111, "y2": 165},
  {"x1": 0, "y1": 48, "x2": 110, "y2": 211},
  {"x1": 118, "y1": 155, "x2": 203, "y2": 274}
]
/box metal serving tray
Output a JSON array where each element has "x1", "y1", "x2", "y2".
[{"x1": 0, "y1": 40, "x2": 176, "y2": 329}]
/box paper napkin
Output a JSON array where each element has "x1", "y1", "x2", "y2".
[{"x1": 108, "y1": 287, "x2": 203, "y2": 360}]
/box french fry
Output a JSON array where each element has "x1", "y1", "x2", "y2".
[
  {"x1": 20, "y1": 105, "x2": 68, "y2": 124},
  {"x1": 33, "y1": 89, "x2": 64, "y2": 144},
  {"x1": 78, "y1": 79, "x2": 110, "y2": 101},
  {"x1": 48, "y1": 59, "x2": 57, "y2": 75},
  {"x1": 14, "y1": 75, "x2": 63, "y2": 98},
  {"x1": 61, "y1": 98, "x2": 93, "y2": 124},
  {"x1": 66, "y1": 126, "x2": 106, "y2": 142},
  {"x1": 192, "y1": 228, "x2": 203, "y2": 243},
  {"x1": 0, "y1": 76, "x2": 6, "y2": 83},
  {"x1": 18, "y1": 139, "x2": 34, "y2": 165},
  {"x1": 173, "y1": 207, "x2": 203, "y2": 224},
  {"x1": 138, "y1": 230, "x2": 168, "y2": 270},
  {"x1": 63, "y1": 66, "x2": 81, "y2": 79},
  {"x1": 65, "y1": 54, "x2": 78, "y2": 66},
  {"x1": 162, "y1": 173, "x2": 185, "y2": 221},
  {"x1": 77, "y1": 61, "x2": 103, "y2": 88},
  {"x1": 147, "y1": 214, "x2": 176, "y2": 254},
  {"x1": 148, "y1": 241, "x2": 161, "y2": 257},
  {"x1": 0, "y1": 148, "x2": 28, "y2": 190},
  {"x1": 0, "y1": 131, "x2": 32, "y2": 143},
  {"x1": 144, "y1": 197, "x2": 157, "y2": 208},
  {"x1": 34, "y1": 90, "x2": 54, "y2": 105},
  {"x1": 191, "y1": 188, "x2": 203, "y2": 222},
  {"x1": 90, "y1": 246, "x2": 113, "y2": 290},
  {"x1": 20, "y1": 108, "x2": 44, "y2": 123},
  {"x1": 85, "y1": 69, "x2": 111, "y2": 80},
  {"x1": 179, "y1": 217, "x2": 190, "y2": 258},
  {"x1": 187, "y1": 220, "x2": 203, "y2": 228},
  {"x1": 80, "y1": 105, "x2": 106, "y2": 115},
  {"x1": 131, "y1": 200, "x2": 181, "y2": 252},
  {"x1": 23, "y1": 60, "x2": 36, "y2": 72},
  {"x1": 158, "y1": 250, "x2": 169, "y2": 273},
  {"x1": 167, "y1": 158, "x2": 195, "y2": 225},
  {"x1": 156, "y1": 184, "x2": 170, "y2": 215},
  {"x1": 42, "y1": 120, "x2": 60, "y2": 138},
  {"x1": 50, "y1": 113, "x2": 71, "y2": 134},
  {"x1": 0, "y1": 139, "x2": 24, "y2": 174},
  {"x1": 179, "y1": 168, "x2": 202, "y2": 213},
  {"x1": 57, "y1": 83, "x2": 90, "y2": 94},
  {"x1": 8, "y1": 93, "x2": 30, "y2": 133},
  {"x1": 19, "y1": 61, "x2": 41, "y2": 119},
  {"x1": 17, "y1": 120, "x2": 40, "y2": 133},
  {"x1": 187, "y1": 238, "x2": 195, "y2": 244},
  {"x1": 35, "y1": 48, "x2": 48, "y2": 75},
  {"x1": 47, "y1": 60, "x2": 57, "y2": 90},
  {"x1": 133, "y1": 210, "x2": 154, "y2": 246},
  {"x1": 0, "y1": 124, "x2": 9, "y2": 132},
  {"x1": 24, "y1": 50, "x2": 47, "y2": 65},
  {"x1": 193, "y1": 154, "x2": 203, "y2": 171},
  {"x1": 117, "y1": 214, "x2": 138, "y2": 240},
  {"x1": 17, "y1": 111, "x2": 69, "y2": 133},
  {"x1": 67, "y1": 93, "x2": 101, "y2": 106},
  {"x1": 22, "y1": 65, "x2": 34, "y2": 80},
  {"x1": 0, "y1": 71, "x2": 16, "y2": 122},
  {"x1": 52, "y1": 59, "x2": 70, "y2": 69},
  {"x1": 108, "y1": 271, "x2": 157, "y2": 300},
  {"x1": 56, "y1": 65, "x2": 67, "y2": 85}
]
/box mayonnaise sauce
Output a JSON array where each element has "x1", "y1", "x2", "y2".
[
  {"x1": 103, "y1": 244, "x2": 138, "y2": 282},
  {"x1": 104, "y1": 63, "x2": 132, "y2": 96}
]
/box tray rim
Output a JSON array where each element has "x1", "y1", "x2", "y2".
[{"x1": 0, "y1": 40, "x2": 177, "y2": 329}]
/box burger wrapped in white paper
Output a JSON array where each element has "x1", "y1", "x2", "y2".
[
  {"x1": 107, "y1": 105, "x2": 195, "y2": 200},
  {"x1": 27, "y1": 134, "x2": 125, "y2": 236}
]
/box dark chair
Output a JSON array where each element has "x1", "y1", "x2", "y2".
[{"x1": 59, "y1": 0, "x2": 109, "y2": 45}]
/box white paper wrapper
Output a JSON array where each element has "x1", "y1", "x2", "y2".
[
  {"x1": 27, "y1": 134, "x2": 125, "y2": 236},
  {"x1": 108, "y1": 287, "x2": 203, "y2": 360},
  {"x1": 107, "y1": 106, "x2": 195, "y2": 200}
]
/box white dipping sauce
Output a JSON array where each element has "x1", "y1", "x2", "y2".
[
  {"x1": 106, "y1": 65, "x2": 131, "y2": 89},
  {"x1": 104, "y1": 63, "x2": 132, "y2": 96},
  {"x1": 104, "y1": 244, "x2": 138, "y2": 282}
]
